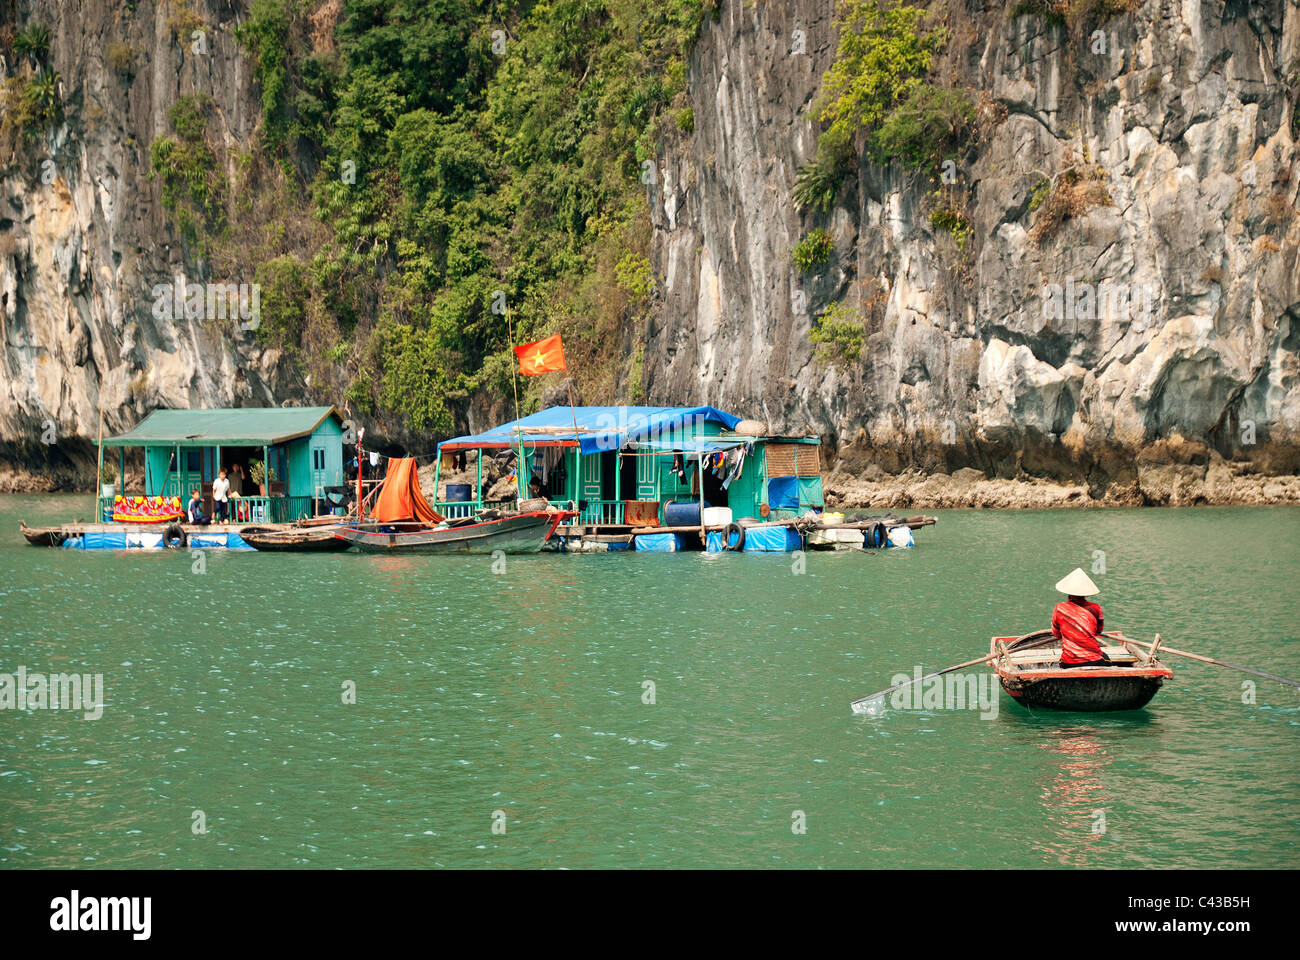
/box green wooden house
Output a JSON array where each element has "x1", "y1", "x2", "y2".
[
  {"x1": 98, "y1": 406, "x2": 347, "y2": 523},
  {"x1": 436, "y1": 405, "x2": 823, "y2": 526}
]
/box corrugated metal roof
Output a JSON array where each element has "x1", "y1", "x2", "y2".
[
  {"x1": 439, "y1": 405, "x2": 744, "y2": 456},
  {"x1": 101, "y1": 407, "x2": 342, "y2": 447}
]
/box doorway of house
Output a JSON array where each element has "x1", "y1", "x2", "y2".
[
  {"x1": 220, "y1": 446, "x2": 260, "y2": 521},
  {"x1": 700, "y1": 452, "x2": 730, "y2": 510},
  {"x1": 600, "y1": 450, "x2": 632, "y2": 501}
]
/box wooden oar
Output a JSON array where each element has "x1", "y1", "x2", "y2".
[
  {"x1": 1102, "y1": 633, "x2": 1300, "y2": 690},
  {"x1": 850, "y1": 630, "x2": 1056, "y2": 713}
]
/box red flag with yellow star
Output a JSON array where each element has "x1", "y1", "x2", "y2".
[{"x1": 513, "y1": 334, "x2": 566, "y2": 376}]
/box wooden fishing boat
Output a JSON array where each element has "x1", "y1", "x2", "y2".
[
  {"x1": 334, "y1": 510, "x2": 568, "y2": 554},
  {"x1": 238, "y1": 524, "x2": 350, "y2": 552},
  {"x1": 990, "y1": 630, "x2": 1173, "y2": 711},
  {"x1": 19, "y1": 521, "x2": 66, "y2": 547}
]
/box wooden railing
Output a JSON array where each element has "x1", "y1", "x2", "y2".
[
  {"x1": 432, "y1": 498, "x2": 517, "y2": 519},
  {"x1": 227, "y1": 496, "x2": 314, "y2": 524},
  {"x1": 429, "y1": 497, "x2": 642, "y2": 525},
  {"x1": 576, "y1": 499, "x2": 626, "y2": 525}
]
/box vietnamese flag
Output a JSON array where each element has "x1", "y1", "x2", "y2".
[{"x1": 514, "y1": 334, "x2": 566, "y2": 376}]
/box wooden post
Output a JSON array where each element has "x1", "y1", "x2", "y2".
[
  {"x1": 505, "y1": 306, "x2": 524, "y2": 508},
  {"x1": 96, "y1": 405, "x2": 104, "y2": 488},
  {"x1": 564, "y1": 376, "x2": 581, "y2": 514},
  {"x1": 433, "y1": 446, "x2": 442, "y2": 509},
  {"x1": 356, "y1": 429, "x2": 364, "y2": 521},
  {"x1": 475, "y1": 448, "x2": 482, "y2": 509},
  {"x1": 698, "y1": 450, "x2": 705, "y2": 545}
]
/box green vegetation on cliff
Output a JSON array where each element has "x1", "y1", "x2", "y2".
[
  {"x1": 175, "y1": 0, "x2": 714, "y2": 436},
  {"x1": 797, "y1": 0, "x2": 974, "y2": 206}
]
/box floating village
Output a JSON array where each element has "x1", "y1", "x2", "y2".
[
  {"x1": 19, "y1": 403, "x2": 935, "y2": 556},
  {"x1": 24, "y1": 402, "x2": 1296, "y2": 715}
]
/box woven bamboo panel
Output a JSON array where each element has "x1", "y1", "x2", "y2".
[
  {"x1": 765, "y1": 443, "x2": 798, "y2": 477},
  {"x1": 797, "y1": 445, "x2": 821, "y2": 476}
]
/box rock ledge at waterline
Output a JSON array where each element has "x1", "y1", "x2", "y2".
[{"x1": 825, "y1": 461, "x2": 1300, "y2": 510}]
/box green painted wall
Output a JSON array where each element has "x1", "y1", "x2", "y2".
[
  {"x1": 140, "y1": 419, "x2": 344, "y2": 500},
  {"x1": 144, "y1": 446, "x2": 174, "y2": 496},
  {"x1": 287, "y1": 437, "x2": 310, "y2": 497},
  {"x1": 727, "y1": 447, "x2": 765, "y2": 520}
]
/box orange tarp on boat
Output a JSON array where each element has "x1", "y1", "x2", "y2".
[{"x1": 370, "y1": 457, "x2": 444, "y2": 523}]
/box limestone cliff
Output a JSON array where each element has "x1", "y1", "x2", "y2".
[
  {"x1": 2, "y1": 0, "x2": 1299, "y2": 505},
  {"x1": 0, "y1": 0, "x2": 301, "y2": 488},
  {"x1": 647, "y1": 0, "x2": 1300, "y2": 502}
]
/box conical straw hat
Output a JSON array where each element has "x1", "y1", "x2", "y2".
[{"x1": 1055, "y1": 567, "x2": 1100, "y2": 596}]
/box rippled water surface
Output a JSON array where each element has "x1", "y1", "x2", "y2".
[{"x1": 1, "y1": 495, "x2": 1297, "y2": 868}]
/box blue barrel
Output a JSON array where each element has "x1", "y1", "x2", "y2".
[
  {"x1": 663, "y1": 500, "x2": 709, "y2": 526},
  {"x1": 445, "y1": 483, "x2": 473, "y2": 502}
]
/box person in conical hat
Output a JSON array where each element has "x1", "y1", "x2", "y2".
[{"x1": 1051, "y1": 568, "x2": 1115, "y2": 668}]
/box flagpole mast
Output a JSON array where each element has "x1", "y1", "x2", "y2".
[
  {"x1": 506, "y1": 307, "x2": 524, "y2": 507},
  {"x1": 563, "y1": 371, "x2": 583, "y2": 515}
]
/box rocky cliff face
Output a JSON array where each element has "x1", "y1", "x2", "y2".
[
  {"x1": 0, "y1": 0, "x2": 302, "y2": 487},
  {"x1": 647, "y1": 0, "x2": 1300, "y2": 502},
  {"x1": 3, "y1": 1, "x2": 1299, "y2": 503}
]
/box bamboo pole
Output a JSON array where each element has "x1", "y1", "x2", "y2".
[
  {"x1": 564, "y1": 374, "x2": 582, "y2": 512},
  {"x1": 506, "y1": 307, "x2": 524, "y2": 507},
  {"x1": 95, "y1": 404, "x2": 105, "y2": 516},
  {"x1": 698, "y1": 450, "x2": 704, "y2": 545},
  {"x1": 355, "y1": 429, "x2": 364, "y2": 521}
]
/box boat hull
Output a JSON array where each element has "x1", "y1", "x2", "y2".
[
  {"x1": 991, "y1": 632, "x2": 1173, "y2": 712},
  {"x1": 240, "y1": 526, "x2": 350, "y2": 552},
  {"x1": 998, "y1": 673, "x2": 1166, "y2": 711},
  {"x1": 20, "y1": 523, "x2": 66, "y2": 547},
  {"x1": 336, "y1": 511, "x2": 563, "y2": 554}
]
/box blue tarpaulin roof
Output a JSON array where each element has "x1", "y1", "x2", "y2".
[{"x1": 440, "y1": 406, "x2": 743, "y2": 456}]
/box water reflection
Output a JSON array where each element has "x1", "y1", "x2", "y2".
[{"x1": 1033, "y1": 726, "x2": 1114, "y2": 866}]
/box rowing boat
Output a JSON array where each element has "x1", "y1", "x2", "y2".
[
  {"x1": 990, "y1": 630, "x2": 1173, "y2": 711},
  {"x1": 334, "y1": 510, "x2": 567, "y2": 554},
  {"x1": 238, "y1": 525, "x2": 350, "y2": 552},
  {"x1": 19, "y1": 521, "x2": 66, "y2": 547}
]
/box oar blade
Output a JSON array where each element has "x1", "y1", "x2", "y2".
[{"x1": 851, "y1": 695, "x2": 886, "y2": 717}]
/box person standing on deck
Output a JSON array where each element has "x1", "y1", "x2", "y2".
[
  {"x1": 1052, "y1": 568, "x2": 1112, "y2": 668},
  {"x1": 212, "y1": 468, "x2": 231, "y2": 523}
]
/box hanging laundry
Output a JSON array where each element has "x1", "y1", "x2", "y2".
[
  {"x1": 721, "y1": 447, "x2": 746, "y2": 490},
  {"x1": 369, "y1": 451, "x2": 380, "y2": 467}
]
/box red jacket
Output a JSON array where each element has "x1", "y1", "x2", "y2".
[{"x1": 1052, "y1": 599, "x2": 1105, "y2": 664}]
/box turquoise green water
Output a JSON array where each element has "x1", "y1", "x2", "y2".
[{"x1": 1, "y1": 494, "x2": 1297, "y2": 868}]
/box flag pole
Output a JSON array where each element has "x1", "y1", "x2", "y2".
[
  {"x1": 506, "y1": 307, "x2": 524, "y2": 507},
  {"x1": 564, "y1": 369, "x2": 582, "y2": 515}
]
